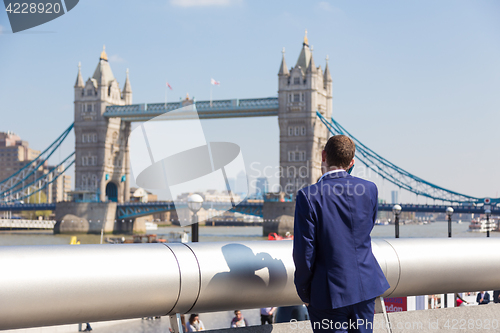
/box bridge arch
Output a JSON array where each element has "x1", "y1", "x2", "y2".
[{"x1": 105, "y1": 182, "x2": 118, "y2": 202}]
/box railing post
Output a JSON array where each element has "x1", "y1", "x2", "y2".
[
  {"x1": 375, "y1": 297, "x2": 392, "y2": 333},
  {"x1": 169, "y1": 313, "x2": 184, "y2": 333}
]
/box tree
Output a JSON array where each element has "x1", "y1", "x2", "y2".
[{"x1": 21, "y1": 191, "x2": 51, "y2": 220}]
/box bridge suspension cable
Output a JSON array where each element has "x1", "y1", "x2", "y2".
[
  {"x1": 0, "y1": 123, "x2": 74, "y2": 202},
  {"x1": 2, "y1": 153, "x2": 75, "y2": 203},
  {"x1": 317, "y1": 112, "x2": 497, "y2": 205}
]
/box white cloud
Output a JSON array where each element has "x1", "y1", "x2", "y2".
[
  {"x1": 109, "y1": 54, "x2": 126, "y2": 63},
  {"x1": 316, "y1": 1, "x2": 342, "y2": 14},
  {"x1": 170, "y1": 0, "x2": 240, "y2": 7}
]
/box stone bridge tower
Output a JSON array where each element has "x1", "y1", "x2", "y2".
[
  {"x1": 278, "y1": 32, "x2": 332, "y2": 196},
  {"x1": 73, "y1": 47, "x2": 132, "y2": 203}
]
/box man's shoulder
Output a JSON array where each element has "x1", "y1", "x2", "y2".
[
  {"x1": 297, "y1": 183, "x2": 322, "y2": 201},
  {"x1": 349, "y1": 176, "x2": 378, "y2": 192},
  {"x1": 349, "y1": 176, "x2": 376, "y2": 186},
  {"x1": 298, "y1": 183, "x2": 317, "y2": 194},
  {"x1": 298, "y1": 178, "x2": 377, "y2": 195}
]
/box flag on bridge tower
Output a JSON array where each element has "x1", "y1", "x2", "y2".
[
  {"x1": 210, "y1": 78, "x2": 220, "y2": 107},
  {"x1": 165, "y1": 81, "x2": 173, "y2": 109}
]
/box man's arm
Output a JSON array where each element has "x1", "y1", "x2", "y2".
[
  {"x1": 372, "y1": 183, "x2": 379, "y2": 226},
  {"x1": 293, "y1": 190, "x2": 316, "y2": 304}
]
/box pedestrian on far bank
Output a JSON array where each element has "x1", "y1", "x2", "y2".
[
  {"x1": 230, "y1": 310, "x2": 248, "y2": 327},
  {"x1": 493, "y1": 290, "x2": 500, "y2": 303},
  {"x1": 456, "y1": 293, "x2": 468, "y2": 307},
  {"x1": 181, "y1": 314, "x2": 188, "y2": 332},
  {"x1": 260, "y1": 307, "x2": 276, "y2": 325},
  {"x1": 477, "y1": 291, "x2": 490, "y2": 305},
  {"x1": 187, "y1": 314, "x2": 205, "y2": 332}
]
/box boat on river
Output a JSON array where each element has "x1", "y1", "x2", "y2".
[{"x1": 468, "y1": 218, "x2": 498, "y2": 233}]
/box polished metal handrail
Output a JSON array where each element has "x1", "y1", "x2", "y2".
[{"x1": 1, "y1": 238, "x2": 500, "y2": 330}]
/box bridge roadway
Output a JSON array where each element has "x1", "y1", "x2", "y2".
[
  {"x1": 0, "y1": 219, "x2": 56, "y2": 230},
  {"x1": 103, "y1": 97, "x2": 279, "y2": 122},
  {"x1": 0, "y1": 202, "x2": 497, "y2": 219}
]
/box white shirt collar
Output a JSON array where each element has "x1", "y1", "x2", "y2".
[{"x1": 318, "y1": 169, "x2": 346, "y2": 182}]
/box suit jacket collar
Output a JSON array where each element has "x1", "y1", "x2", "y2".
[{"x1": 318, "y1": 170, "x2": 349, "y2": 182}]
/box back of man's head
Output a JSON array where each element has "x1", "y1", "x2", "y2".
[{"x1": 324, "y1": 135, "x2": 355, "y2": 169}]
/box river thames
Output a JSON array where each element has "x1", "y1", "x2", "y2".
[{"x1": 0, "y1": 222, "x2": 498, "y2": 247}]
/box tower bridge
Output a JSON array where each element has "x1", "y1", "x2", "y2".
[
  {"x1": 1, "y1": 33, "x2": 498, "y2": 233},
  {"x1": 72, "y1": 34, "x2": 330, "y2": 205},
  {"x1": 60, "y1": 33, "x2": 332, "y2": 232}
]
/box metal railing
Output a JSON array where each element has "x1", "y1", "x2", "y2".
[{"x1": 2, "y1": 238, "x2": 500, "y2": 330}]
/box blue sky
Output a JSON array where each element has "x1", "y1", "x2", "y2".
[{"x1": 0, "y1": 0, "x2": 499, "y2": 203}]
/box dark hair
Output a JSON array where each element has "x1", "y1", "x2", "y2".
[
  {"x1": 189, "y1": 314, "x2": 199, "y2": 324},
  {"x1": 234, "y1": 310, "x2": 241, "y2": 315},
  {"x1": 324, "y1": 135, "x2": 355, "y2": 169},
  {"x1": 181, "y1": 314, "x2": 186, "y2": 326}
]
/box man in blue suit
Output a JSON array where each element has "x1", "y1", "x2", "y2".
[
  {"x1": 293, "y1": 135, "x2": 390, "y2": 333},
  {"x1": 476, "y1": 291, "x2": 490, "y2": 305}
]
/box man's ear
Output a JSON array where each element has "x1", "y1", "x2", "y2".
[
  {"x1": 322, "y1": 150, "x2": 327, "y2": 162},
  {"x1": 348, "y1": 158, "x2": 355, "y2": 169}
]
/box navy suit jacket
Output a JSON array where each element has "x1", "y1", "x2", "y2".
[
  {"x1": 477, "y1": 292, "x2": 490, "y2": 304},
  {"x1": 293, "y1": 171, "x2": 390, "y2": 310}
]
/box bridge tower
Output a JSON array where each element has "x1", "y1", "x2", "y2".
[
  {"x1": 73, "y1": 47, "x2": 132, "y2": 203},
  {"x1": 278, "y1": 32, "x2": 332, "y2": 196}
]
